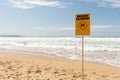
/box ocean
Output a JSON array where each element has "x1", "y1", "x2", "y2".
[{"x1": 0, "y1": 37, "x2": 120, "y2": 67}]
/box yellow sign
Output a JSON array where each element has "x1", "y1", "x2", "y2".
[{"x1": 75, "y1": 14, "x2": 90, "y2": 35}]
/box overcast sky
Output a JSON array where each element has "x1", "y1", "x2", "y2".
[{"x1": 0, "y1": 0, "x2": 120, "y2": 37}]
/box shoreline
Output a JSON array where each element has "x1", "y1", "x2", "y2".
[
  {"x1": 0, "y1": 52, "x2": 120, "y2": 80},
  {"x1": 0, "y1": 49, "x2": 119, "y2": 68}
]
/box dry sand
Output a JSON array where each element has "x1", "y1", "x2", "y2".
[{"x1": 0, "y1": 52, "x2": 120, "y2": 80}]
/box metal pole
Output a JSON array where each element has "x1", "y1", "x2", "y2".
[{"x1": 82, "y1": 35, "x2": 84, "y2": 79}]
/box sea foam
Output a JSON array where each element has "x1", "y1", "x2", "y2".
[{"x1": 0, "y1": 37, "x2": 120, "y2": 67}]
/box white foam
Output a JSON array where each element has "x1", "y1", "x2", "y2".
[{"x1": 0, "y1": 37, "x2": 120, "y2": 67}]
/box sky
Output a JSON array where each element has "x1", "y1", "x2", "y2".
[{"x1": 0, "y1": 0, "x2": 120, "y2": 37}]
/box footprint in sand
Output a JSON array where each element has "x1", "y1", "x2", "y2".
[
  {"x1": 101, "y1": 74, "x2": 109, "y2": 78},
  {"x1": 92, "y1": 72, "x2": 97, "y2": 75}
]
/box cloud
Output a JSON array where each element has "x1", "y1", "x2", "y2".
[
  {"x1": 92, "y1": 25, "x2": 112, "y2": 29},
  {"x1": 36, "y1": 27, "x2": 74, "y2": 31},
  {"x1": 79, "y1": 0, "x2": 120, "y2": 8},
  {"x1": 8, "y1": 0, "x2": 66, "y2": 9},
  {"x1": 36, "y1": 25, "x2": 112, "y2": 31}
]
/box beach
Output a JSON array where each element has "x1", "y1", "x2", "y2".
[
  {"x1": 1, "y1": 0, "x2": 120, "y2": 79},
  {"x1": 0, "y1": 37, "x2": 120, "y2": 80},
  {"x1": 0, "y1": 52, "x2": 120, "y2": 80}
]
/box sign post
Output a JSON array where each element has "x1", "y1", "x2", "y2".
[
  {"x1": 75, "y1": 14, "x2": 90, "y2": 79},
  {"x1": 82, "y1": 35, "x2": 84, "y2": 79}
]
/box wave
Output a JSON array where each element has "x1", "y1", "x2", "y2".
[{"x1": 0, "y1": 37, "x2": 120, "y2": 67}]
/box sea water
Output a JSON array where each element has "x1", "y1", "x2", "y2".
[{"x1": 0, "y1": 37, "x2": 120, "y2": 67}]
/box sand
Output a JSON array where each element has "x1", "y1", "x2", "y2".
[{"x1": 0, "y1": 52, "x2": 120, "y2": 80}]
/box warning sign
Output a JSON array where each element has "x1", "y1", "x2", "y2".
[{"x1": 75, "y1": 14, "x2": 90, "y2": 35}]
